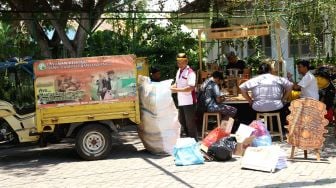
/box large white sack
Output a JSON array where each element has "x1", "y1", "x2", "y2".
[
  {"x1": 139, "y1": 109, "x2": 180, "y2": 155},
  {"x1": 138, "y1": 75, "x2": 174, "y2": 116},
  {"x1": 137, "y1": 75, "x2": 181, "y2": 155},
  {"x1": 140, "y1": 103, "x2": 180, "y2": 132}
]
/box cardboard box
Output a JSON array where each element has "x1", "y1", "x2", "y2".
[
  {"x1": 219, "y1": 117, "x2": 234, "y2": 133},
  {"x1": 232, "y1": 124, "x2": 256, "y2": 156},
  {"x1": 233, "y1": 135, "x2": 256, "y2": 156}
]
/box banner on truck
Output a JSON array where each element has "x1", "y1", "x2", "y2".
[{"x1": 34, "y1": 55, "x2": 137, "y2": 108}]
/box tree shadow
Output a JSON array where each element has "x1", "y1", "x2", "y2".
[
  {"x1": 0, "y1": 143, "x2": 77, "y2": 177},
  {"x1": 0, "y1": 124, "x2": 170, "y2": 177}
]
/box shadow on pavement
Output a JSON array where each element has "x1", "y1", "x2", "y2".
[
  {"x1": 0, "y1": 144, "x2": 77, "y2": 177},
  {"x1": 142, "y1": 158, "x2": 194, "y2": 188},
  {"x1": 0, "y1": 124, "x2": 169, "y2": 177},
  {"x1": 255, "y1": 178, "x2": 336, "y2": 188}
]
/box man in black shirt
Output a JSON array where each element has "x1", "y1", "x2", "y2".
[{"x1": 226, "y1": 51, "x2": 246, "y2": 74}]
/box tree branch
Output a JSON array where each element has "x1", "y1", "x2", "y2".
[
  {"x1": 73, "y1": 0, "x2": 110, "y2": 56},
  {"x1": 8, "y1": 0, "x2": 52, "y2": 58},
  {"x1": 38, "y1": 0, "x2": 77, "y2": 57}
]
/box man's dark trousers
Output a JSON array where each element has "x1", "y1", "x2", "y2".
[{"x1": 178, "y1": 104, "x2": 198, "y2": 141}]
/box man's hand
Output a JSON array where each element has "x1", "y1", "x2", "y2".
[
  {"x1": 292, "y1": 83, "x2": 301, "y2": 91},
  {"x1": 241, "y1": 89, "x2": 253, "y2": 106},
  {"x1": 247, "y1": 99, "x2": 253, "y2": 106},
  {"x1": 170, "y1": 85, "x2": 178, "y2": 93},
  {"x1": 216, "y1": 95, "x2": 225, "y2": 103}
]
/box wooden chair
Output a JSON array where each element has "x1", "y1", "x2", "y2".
[{"x1": 202, "y1": 112, "x2": 221, "y2": 139}]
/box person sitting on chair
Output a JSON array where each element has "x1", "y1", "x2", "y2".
[
  {"x1": 198, "y1": 71, "x2": 237, "y2": 119},
  {"x1": 239, "y1": 61, "x2": 293, "y2": 130}
]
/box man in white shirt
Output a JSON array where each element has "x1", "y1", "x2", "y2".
[
  {"x1": 293, "y1": 60, "x2": 319, "y2": 100},
  {"x1": 171, "y1": 53, "x2": 198, "y2": 140},
  {"x1": 240, "y1": 63, "x2": 293, "y2": 112}
]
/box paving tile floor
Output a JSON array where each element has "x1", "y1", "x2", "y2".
[{"x1": 0, "y1": 124, "x2": 336, "y2": 188}]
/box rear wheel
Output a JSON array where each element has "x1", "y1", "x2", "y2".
[{"x1": 75, "y1": 124, "x2": 112, "y2": 160}]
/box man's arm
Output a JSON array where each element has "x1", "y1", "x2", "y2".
[
  {"x1": 240, "y1": 88, "x2": 253, "y2": 106},
  {"x1": 292, "y1": 83, "x2": 301, "y2": 91},
  {"x1": 215, "y1": 95, "x2": 225, "y2": 103},
  {"x1": 282, "y1": 87, "x2": 293, "y2": 101},
  {"x1": 171, "y1": 85, "x2": 195, "y2": 92},
  {"x1": 171, "y1": 71, "x2": 196, "y2": 93}
]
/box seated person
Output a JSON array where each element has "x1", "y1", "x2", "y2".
[
  {"x1": 150, "y1": 67, "x2": 161, "y2": 82},
  {"x1": 226, "y1": 51, "x2": 246, "y2": 74},
  {"x1": 198, "y1": 71, "x2": 237, "y2": 119},
  {"x1": 239, "y1": 62, "x2": 293, "y2": 130}
]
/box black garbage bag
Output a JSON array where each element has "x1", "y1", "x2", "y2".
[{"x1": 207, "y1": 137, "x2": 237, "y2": 161}]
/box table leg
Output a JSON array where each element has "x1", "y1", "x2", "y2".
[
  {"x1": 304, "y1": 150, "x2": 308, "y2": 159},
  {"x1": 290, "y1": 146, "x2": 295, "y2": 159},
  {"x1": 315, "y1": 149, "x2": 321, "y2": 161}
]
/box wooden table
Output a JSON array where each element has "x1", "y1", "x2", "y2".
[
  {"x1": 223, "y1": 94, "x2": 249, "y2": 104},
  {"x1": 222, "y1": 93, "x2": 255, "y2": 125}
]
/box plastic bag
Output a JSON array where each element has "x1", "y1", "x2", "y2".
[
  {"x1": 208, "y1": 137, "x2": 237, "y2": 161},
  {"x1": 251, "y1": 134, "x2": 272, "y2": 147},
  {"x1": 173, "y1": 138, "x2": 204, "y2": 166},
  {"x1": 202, "y1": 127, "x2": 229, "y2": 148},
  {"x1": 249, "y1": 120, "x2": 267, "y2": 137}
]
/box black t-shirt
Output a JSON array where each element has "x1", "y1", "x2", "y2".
[{"x1": 226, "y1": 60, "x2": 246, "y2": 74}]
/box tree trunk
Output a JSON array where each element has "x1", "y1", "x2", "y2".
[
  {"x1": 74, "y1": 13, "x2": 91, "y2": 57},
  {"x1": 21, "y1": 14, "x2": 52, "y2": 58}
]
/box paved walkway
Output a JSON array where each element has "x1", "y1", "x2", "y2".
[{"x1": 0, "y1": 124, "x2": 336, "y2": 188}]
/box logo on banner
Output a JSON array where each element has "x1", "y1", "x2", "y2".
[{"x1": 38, "y1": 63, "x2": 46, "y2": 71}]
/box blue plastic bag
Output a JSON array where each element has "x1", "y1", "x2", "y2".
[
  {"x1": 173, "y1": 138, "x2": 204, "y2": 166},
  {"x1": 252, "y1": 134, "x2": 272, "y2": 147}
]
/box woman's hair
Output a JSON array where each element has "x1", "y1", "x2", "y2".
[
  {"x1": 258, "y1": 63, "x2": 272, "y2": 75},
  {"x1": 297, "y1": 60, "x2": 310, "y2": 69},
  {"x1": 212, "y1": 71, "x2": 224, "y2": 80}
]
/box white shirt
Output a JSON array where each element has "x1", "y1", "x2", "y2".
[
  {"x1": 298, "y1": 71, "x2": 319, "y2": 100},
  {"x1": 175, "y1": 66, "x2": 196, "y2": 106},
  {"x1": 239, "y1": 73, "x2": 293, "y2": 112}
]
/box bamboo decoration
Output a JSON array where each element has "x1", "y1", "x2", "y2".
[{"x1": 286, "y1": 98, "x2": 329, "y2": 161}]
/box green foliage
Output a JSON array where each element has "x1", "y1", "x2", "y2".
[
  {"x1": 0, "y1": 22, "x2": 38, "y2": 61},
  {"x1": 85, "y1": 20, "x2": 200, "y2": 80},
  {"x1": 250, "y1": 0, "x2": 336, "y2": 56},
  {"x1": 0, "y1": 65, "x2": 35, "y2": 109}
]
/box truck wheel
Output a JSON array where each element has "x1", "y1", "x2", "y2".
[{"x1": 75, "y1": 125, "x2": 112, "y2": 160}]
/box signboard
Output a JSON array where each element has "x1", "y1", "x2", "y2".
[
  {"x1": 34, "y1": 55, "x2": 137, "y2": 108},
  {"x1": 287, "y1": 98, "x2": 328, "y2": 149}
]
